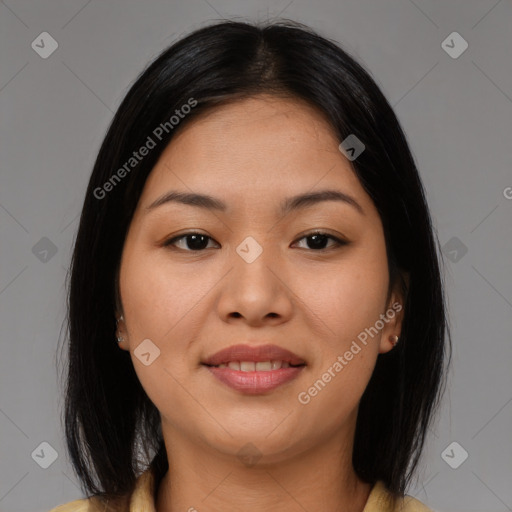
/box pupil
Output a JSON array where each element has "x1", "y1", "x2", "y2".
[
  {"x1": 187, "y1": 234, "x2": 208, "y2": 250},
  {"x1": 308, "y1": 234, "x2": 328, "y2": 249},
  {"x1": 184, "y1": 234, "x2": 329, "y2": 250}
]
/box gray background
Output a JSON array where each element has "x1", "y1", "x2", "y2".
[{"x1": 1, "y1": 1, "x2": 511, "y2": 511}]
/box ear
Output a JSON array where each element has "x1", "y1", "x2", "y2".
[
  {"x1": 115, "y1": 313, "x2": 129, "y2": 351},
  {"x1": 378, "y1": 271, "x2": 409, "y2": 354},
  {"x1": 114, "y1": 273, "x2": 130, "y2": 351}
]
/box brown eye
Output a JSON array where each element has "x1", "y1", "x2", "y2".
[
  {"x1": 163, "y1": 230, "x2": 348, "y2": 252},
  {"x1": 293, "y1": 231, "x2": 348, "y2": 251},
  {"x1": 163, "y1": 233, "x2": 218, "y2": 251}
]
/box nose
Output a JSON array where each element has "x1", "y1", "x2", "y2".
[{"x1": 216, "y1": 246, "x2": 294, "y2": 327}]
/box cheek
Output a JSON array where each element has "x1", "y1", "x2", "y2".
[
  {"x1": 293, "y1": 254, "x2": 388, "y2": 434},
  {"x1": 118, "y1": 247, "x2": 196, "y2": 394},
  {"x1": 300, "y1": 247, "x2": 389, "y2": 346},
  {"x1": 120, "y1": 244, "x2": 209, "y2": 341},
  {"x1": 119, "y1": 248, "x2": 207, "y2": 416}
]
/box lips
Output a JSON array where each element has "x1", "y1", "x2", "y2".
[
  {"x1": 202, "y1": 344, "x2": 306, "y2": 394},
  {"x1": 202, "y1": 344, "x2": 306, "y2": 367}
]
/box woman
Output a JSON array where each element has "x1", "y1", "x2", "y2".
[{"x1": 52, "y1": 19, "x2": 450, "y2": 512}]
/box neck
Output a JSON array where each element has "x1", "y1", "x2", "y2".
[{"x1": 155, "y1": 426, "x2": 372, "y2": 512}]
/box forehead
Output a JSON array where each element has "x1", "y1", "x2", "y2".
[
  {"x1": 169, "y1": 94, "x2": 340, "y2": 157},
  {"x1": 137, "y1": 95, "x2": 373, "y2": 215}
]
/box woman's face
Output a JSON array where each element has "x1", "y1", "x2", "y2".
[{"x1": 118, "y1": 94, "x2": 404, "y2": 464}]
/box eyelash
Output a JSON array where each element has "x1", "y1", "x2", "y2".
[{"x1": 162, "y1": 230, "x2": 348, "y2": 252}]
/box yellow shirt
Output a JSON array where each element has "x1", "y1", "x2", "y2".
[{"x1": 49, "y1": 467, "x2": 433, "y2": 511}]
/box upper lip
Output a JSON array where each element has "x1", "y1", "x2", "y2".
[{"x1": 202, "y1": 344, "x2": 306, "y2": 366}]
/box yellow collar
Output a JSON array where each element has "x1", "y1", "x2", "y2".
[{"x1": 128, "y1": 466, "x2": 431, "y2": 511}]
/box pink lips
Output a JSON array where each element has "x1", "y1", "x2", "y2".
[{"x1": 202, "y1": 344, "x2": 306, "y2": 394}]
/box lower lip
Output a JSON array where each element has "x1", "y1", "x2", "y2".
[{"x1": 204, "y1": 365, "x2": 305, "y2": 394}]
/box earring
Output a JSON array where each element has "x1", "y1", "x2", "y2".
[
  {"x1": 389, "y1": 334, "x2": 399, "y2": 347},
  {"x1": 116, "y1": 315, "x2": 124, "y2": 343}
]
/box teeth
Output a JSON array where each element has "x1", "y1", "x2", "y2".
[
  {"x1": 214, "y1": 360, "x2": 297, "y2": 371},
  {"x1": 255, "y1": 361, "x2": 272, "y2": 371}
]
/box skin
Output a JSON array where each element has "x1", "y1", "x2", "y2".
[{"x1": 116, "y1": 94, "x2": 406, "y2": 512}]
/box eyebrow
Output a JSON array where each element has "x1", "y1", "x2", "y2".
[{"x1": 145, "y1": 189, "x2": 364, "y2": 216}]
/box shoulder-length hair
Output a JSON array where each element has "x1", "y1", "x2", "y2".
[{"x1": 58, "y1": 18, "x2": 451, "y2": 502}]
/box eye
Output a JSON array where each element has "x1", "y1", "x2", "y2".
[
  {"x1": 292, "y1": 231, "x2": 348, "y2": 251},
  {"x1": 163, "y1": 230, "x2": 348, "y2": 252},
  {"x1": 163, "y1": 232, "x2": 218, "y2": 251}
]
